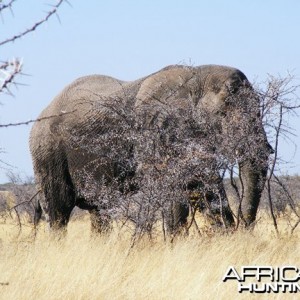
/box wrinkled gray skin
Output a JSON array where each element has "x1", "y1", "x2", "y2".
[{"x1": 30, "y1": 65, "x2": 271, "y2": 233}]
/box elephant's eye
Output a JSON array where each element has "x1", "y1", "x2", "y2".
[
  {"x1": 226, "y1": 79, "x2": 241, "y2": 95},
  {"x1": 229, "y1": 85, "x2": 239, "y2": 94}
]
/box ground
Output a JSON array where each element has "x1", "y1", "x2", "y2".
[{"x1": 0, "y1": 212, "x2": 300, "y2": 300}]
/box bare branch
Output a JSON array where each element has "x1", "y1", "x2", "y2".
[
  {"x1": 0, "y1": 1, "x2": 69, "y2": 93},
  {"x1": 266, "y1": 105, "x2": 283, "y2": 234},
  {"x1": 0, "y1": 58, "x2": 22, "y2": 94},
  {"x1": 0, "y1": 0, "x2": 16, "y2": 14},
  {"x1": 0, "y1": 0, "x2": 66, "y2": 46},
  {"x1": 0, "y1": 109, "x2": 76, "y2": 128}
]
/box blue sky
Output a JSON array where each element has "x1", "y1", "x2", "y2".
[{"x1": 1, "y1": 0, "x2": 300, "y2": 183}]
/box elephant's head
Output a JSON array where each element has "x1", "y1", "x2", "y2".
[
  {"x1": 135, "y1": 64, "x2": 272, "y2": 227},
  {"x1": 193, "y1": 65, "x2": 273, "y2": 226}
]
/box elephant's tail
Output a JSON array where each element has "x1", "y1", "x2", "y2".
[{"x1": 33, "y1": 192, "x2": 43, "y2": 227}]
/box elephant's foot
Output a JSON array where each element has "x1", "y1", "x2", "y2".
[
  {"x1": 42, "y1": 210, "x2": 71, "y2": 239},
  {"x1": 45, "y1": 221, "x2": 68, "y2": 240}
]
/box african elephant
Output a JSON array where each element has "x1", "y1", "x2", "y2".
[{"x1": 30, "y1": 64, "x2": 272, "y2": 234}]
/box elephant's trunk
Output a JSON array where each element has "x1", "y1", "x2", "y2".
[
  {"x1": 231, "y1": 85, "x2": 273, "y2": 226},
  {"x1": 239, "y1": 160, "x2": 268, "y2": 226},
  {"x1": 238, "y1": 127, "x2": 272, "y2": 226}
]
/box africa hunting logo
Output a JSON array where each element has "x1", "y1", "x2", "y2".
[{"x1": 223, "y1": 266, "x2": 300, "y2": 293}]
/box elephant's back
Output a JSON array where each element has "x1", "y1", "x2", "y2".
[
  {"x1": 29, "y1": 75, "x2": 132, "y2": 157},
  {"x1": 63, "y1": 74, "x2": 126, "y2": 98},
  {"x1": 52, "y1": 74, "x2": 126, "y2": 111},
  {"x1": 38, "y1": 74, "x2": 127, "y2": 117}
]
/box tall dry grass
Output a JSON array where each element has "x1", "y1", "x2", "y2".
[{"x1": 1, "y1": 213, "x2": 300, "y2": 300}]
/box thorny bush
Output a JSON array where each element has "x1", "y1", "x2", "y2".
[{"x1": 65, "y1": 73, "x2": 300, "y2": 240}]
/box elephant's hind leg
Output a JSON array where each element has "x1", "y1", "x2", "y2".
[
  {"x1": 89, "y1": 209, "x2": 112, "y2": 234},
  {"x1": 37, "y1": 153, "x2": 76, "y2": 233},
  {"x1": 76, "y1": 198, "x2": 112, "y2": 234}
]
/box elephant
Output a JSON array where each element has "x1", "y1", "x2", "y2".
[{"x1": 30, "y1": 64, "x2": 272, "y2": 234}]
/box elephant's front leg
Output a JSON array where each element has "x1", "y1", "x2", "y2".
[
  {"x1": 188, "y1": 178, "x2": 235, "y2": 229},
  {"x1": 204, "y1": 184, "x2": 235, "y2": 228}
]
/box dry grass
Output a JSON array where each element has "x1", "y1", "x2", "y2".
[{"x1": 1, "y1": 213, "x2": 300, "y2": 300}]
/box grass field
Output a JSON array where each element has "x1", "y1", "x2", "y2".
[{"x1": 1, "y1": 213, "x2": 300, "y2": 300}]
